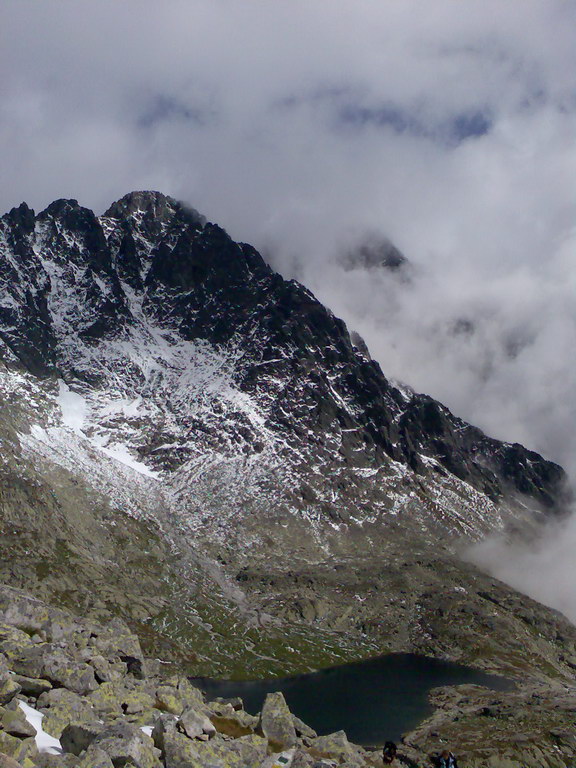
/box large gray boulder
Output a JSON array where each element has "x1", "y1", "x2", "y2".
[
  {"x1": 151, "y1": 712, "x2": 177, "y2": 746},
  {"x1": 153, "y1": 723, "x2": 200, "y2": 768},
  {"x1": 0, "y1": 680, "x2": 20, "y2": 707},
  {"x1": 209, "y1": 702, "x2": 257, "y2": 738},
  {"x1": 88, "y1": 619, "x2": 144, "y2": 674},
  {"x1": 90, "y1": 721, "x2": 162, "y2": 768},
  {"x1": 1, "y1": 706, "x2": 37, "y2": 738},
  {"x1": 86, "y1": 654, "x2": 127, "y2": 684},
  {"x1": 11, "y1": 672, "x2": 52, "y2": 696},
  {"x1": 0, "y1": 753, "x2": 25, "y2": 768},
  {"x1": 39, "y1": 688, "x2": 99, "y2": 739},
  {"x1": 0, "y1": 732, "x2": 38, "y2": 765},
  {"x1": 259, "y1": 692, "x2": 298, "y2": 750},
  {"x1": 154, "y1": 677, "x2": 206, "y2": 716},
  {"x1": 173, "y1": 738, "x2": 262, "y2": 768},
  {"x1": 76, "y1": 748, "x2": 115, "y2": 768},
  {"x1": 308, "y1": 730, "x2": 365, "y2": 766},
  {"x1": 6, "y1": 642, "x2": 97, "y2": 695},
  {"x1": 0, "y1": 655, "x2": 20, "y2": 704},
  {"x1": 42, "y1": 648, "x2": 98, "y2": 695},
  {"x1": 60, "y1": 721, "x2": 105, "y2": 756},
  {"x1": 179, "y1": 707, "x2": 216, "y2": 740}
]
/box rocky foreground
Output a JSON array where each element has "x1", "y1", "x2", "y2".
[{"x1": 0, "y1": 585, "x2": 575, "y2": 768}]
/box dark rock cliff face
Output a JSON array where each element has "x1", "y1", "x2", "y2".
[{"x1": 0, "y1": 191, "x2": 566, "y2": 515}]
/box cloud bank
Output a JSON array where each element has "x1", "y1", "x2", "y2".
[
  {"x1": 1, "y1": 1, "x2": 574, "y2": 477},
  {"x1": 467, "y1": 505, "x2": 576, "y2": 625}
]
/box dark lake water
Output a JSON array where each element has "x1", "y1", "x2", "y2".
[{"x1": 193, "y1": 653, "x2": 514, "y2": 745}]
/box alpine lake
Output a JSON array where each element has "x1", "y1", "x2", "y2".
[{"x1": 193, "y1": 653, "x2": 514, "y2": 746}]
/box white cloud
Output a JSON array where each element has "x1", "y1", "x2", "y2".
[{"x1": 466, "y1": 504, "x2": 576, "y2": 624}]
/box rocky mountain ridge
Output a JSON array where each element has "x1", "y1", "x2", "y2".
[{"x1": 0, "y1": 191, "x2": 566, "y2": 521}]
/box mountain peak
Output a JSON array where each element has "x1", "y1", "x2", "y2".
[
  {"x1": 103, "y1": 190, "x2": 205, "y2": 230},
  {"x1": 0, "y1": 192, "x2": 567, "y2": 522},
  {"x1": 342, "y1": 235, "x2": 409, "y2": 274}
]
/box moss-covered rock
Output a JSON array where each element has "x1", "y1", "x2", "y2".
[
  {"x1": 259, "y1": 692, "x2": 298, "y2": 751},
  {"x1": 179, "y1": 707, "x2": 216, "y2": 739},
  {"x1": 11, "y1": 673, "x2": 52, "y2": 696},
  {"x1": 0, "y1": 680, "x2": 20, "y2": 707},
  {"x1": 90, "y1": 722, "x2": 162, "y2": 768},
  {"x1": 86, "y1": 655, "x2": 127, "y2": 684},
  {"x1": 41, "y1": 648, "x2": 98, "y2": 695},
  {"x1": 60, "y1": 721, "x2": 105, "y2": 756},
  {"x1": 308, "y1": 730, "x2": 365, "y2": 766},
  {"x1": 154, "y1": 677, "x2": 205, "y2": 715},
  {"x1": 40, "y1": 689, "x2": 98, "y2": 739},
  {"x1": 76, "y1": 747, "x2": 115, "y2": 768},
  {"x1": 89, "y1": 619, "x2": 144, "y2": 669},
  {"x1": 0, "y1": 752, "x2": 25, "y2": 768},
  {"x1": 0, "y1": 732, "x2": 38, "y2": 765},
  {"x1": 210, "y1": 702, "x2": 257, "y2": 738},
  {"x1": 1, "y1": 707, "x2": 37, "y2": 738},
  {"x1": 175, "y1": 739, "x2": 249, "y2": 768}
]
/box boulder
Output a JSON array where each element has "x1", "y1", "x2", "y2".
[
  {"x1": 259, "y1": 692, "x2": 298, "y2": 750},
  {"x1": 0, "y1": 753, "x2": 24, "y2": 768},
  {"x1": 228, "y1": 733, "x2": 268, "y2": 766},
  {"x1": 60, "y1": 721, "x2": 105, "y2": 756},
  {"x1": 40, "y1": 689, "x2": 98, "y2": 739},
  {"x1": 292, "y1": 715, "x2": 317, "y2": 739},
  {"x1": 1, "y1": 707, "x2": 37, "y2": 738},
  {"x1": 35, "y1": 753, "x2": 80, "y2": 768},
  {"x1": 121, "y1": 688, "x2": 156, "y2": 715},
  {"x1": 211, "y1": 696, "x2": 243, "y2": 711},
  {"x1": 308, "y1": 731, "x2": 364, "y2": 766},
  {"x1": 87, "y1": 655, "x2": 127, "y2": 684},
  {"x1": 0, "y1": 732, "x2": 38, "y2": 765},
  {"x1": 290, "y1": 749, "x2": 316, "y2": 767},
  {"x1": 42, "y1": 649, "x2": 98, "y2": 695},
  {"x1": 151, "y1": 713, "x2": 179, "y2": 754},
  {"x1": 5, "y1": 642, "x2": 97, "y2": 696},
  {"x1": 87, "y1": 679, "x2": 157, "y2": 724},
  {"x1": 7, "y1": 643, "x2": 47, "y2": 679},
  {"x1": 210, "y1": 702, "x2": 257, "y2": 738},
  {"x1": 156, "y1": 728, "x2": 202, "y2": 768},
  {"x1": 0, "y1": 624, "x2": 35, "y2": 654},
  {"x1": 154, "y1": 677, "x2": 205, "y2": 715},
  {"x1": 173, "y1": 739, "x2": 252, "y2": 768},
  {"x1": 0, "y1": 680, "x2": 20, "y2": 706},
  {"x1": 88, "y1": 620, "x2": 144, "y2": 670},
  {"x1": 179, "y1": 707, "x2": 216, "y2": 740},
  {"x1": 0, "y1": 586, "x2": 57, "y2": 636},
  {"x1": 0, "y1": 656, "x2": 9, "y2": 684},
  {"x1": 260, "y1": 749, "x2": 298, "y2": 768},
  {"x1": 88, "y1": 680, "x2": 134, "y2": 716},
  {"x1": 11, "y1": 673, "x2": 52, "y2": 696},
  {"x1": 90, "y1": 721, "x2": 162, "y2": 768},
  {"x1": 76, "y1": 748, "x2": 115, "y2": 768}
]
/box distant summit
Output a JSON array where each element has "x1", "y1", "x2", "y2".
[{"x1": 341, "y1": 234, "x2": 409, "y2": 274}]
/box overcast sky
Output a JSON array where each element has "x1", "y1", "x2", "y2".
[{"x1": 2, "y1": 0, "x2": 575, "y2": 476}]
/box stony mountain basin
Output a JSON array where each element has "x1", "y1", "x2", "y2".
[{"x1": 193, "y1": 653, "x2": 514, "y2": 745}]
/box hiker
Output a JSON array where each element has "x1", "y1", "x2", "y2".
[
  {"x1": 383, "y1": 741, "x2": 397, "y2": 765},
  {"x1": 437, "y1": 749, "x2": 458, "y2": 768}
]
